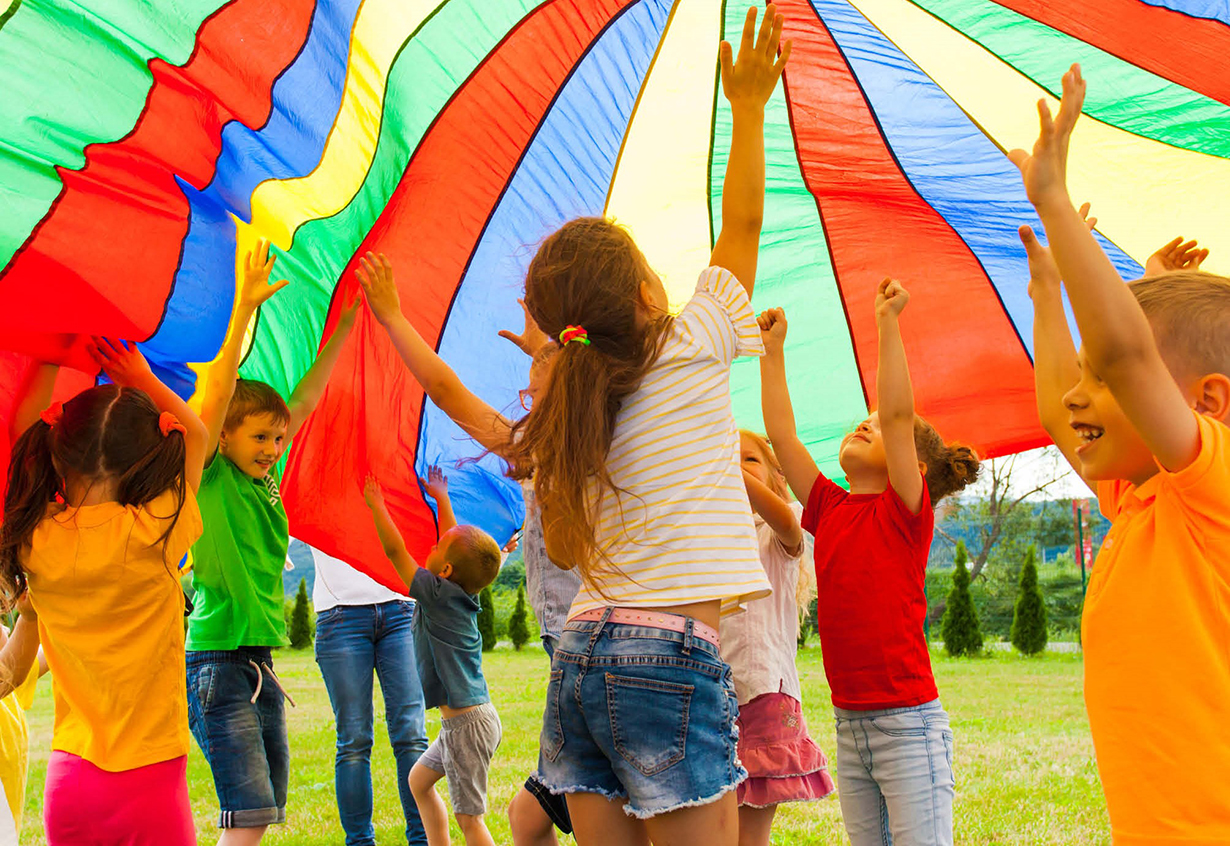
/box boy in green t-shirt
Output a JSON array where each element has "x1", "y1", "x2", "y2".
[{"x1": 186, "y1": 241, "x2": 358, "y2": 841}]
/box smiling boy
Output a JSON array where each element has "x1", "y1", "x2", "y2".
[{"x1": 1017, "y1": 66, "x2": 1230, "y2": 844}]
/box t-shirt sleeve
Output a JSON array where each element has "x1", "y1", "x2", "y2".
[
  {"x1": 134, "y1": 487, "x2": 204, "y2": 566},
  {"x1": 678, "y1": 267, "x2": 765, "y2": 366},
  {"x1": 801, "y1": 473, "x2": 847, "y2": 535},
  {"x1": 1160, "y1": 413, "x2": 1230, "y2": 535},
  {"x1": 882, "y1": 479, "x2": 934, "y2": 546}
]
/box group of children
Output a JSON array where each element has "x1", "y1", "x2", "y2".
[{"x1": 0, "y1": 4, "x2": 1227, "y2": 845}]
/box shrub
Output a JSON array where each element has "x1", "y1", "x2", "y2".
[
  {"x1": 941, "y1": 541, "x2": 983, "y2": 656},
  {"x1": 1011, "y1": 547, "x2": 1048, "y2": 655},
  {"x1": 509, "y1": 586, "x2": 531, "y2": 650},
  {"x1": 289, "y1": 578, "x2": 313, "y2": 649},
  {"x1": 478, "y1": 587, "x2": 497, "y2": 652}
]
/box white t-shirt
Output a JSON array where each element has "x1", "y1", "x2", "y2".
[
  {"x1": 720, "y1": 502, "x2": 807, "y2": 705},
  {"x1": 311, "y1": 547, "x2": 410, "y2": 613},
  {"x1": 568, "y1": 267, "x2": 772, "y2": 618}
]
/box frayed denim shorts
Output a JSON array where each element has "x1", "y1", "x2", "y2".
[{"x1": 537, "y1": 608, "x2": 745, "y2": 819}]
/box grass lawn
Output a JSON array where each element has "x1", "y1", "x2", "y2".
[{"x1": 18, "y1": 645, "x2": 1108, "y2": 844}]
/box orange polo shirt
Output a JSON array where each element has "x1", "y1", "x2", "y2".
[{"x1": 1087, "y1": 412, "x2": 1230, "y2": 844}]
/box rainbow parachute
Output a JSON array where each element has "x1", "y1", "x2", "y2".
[{"x1": 1, "y1": 0, "x2": 1226, "y2": 589}]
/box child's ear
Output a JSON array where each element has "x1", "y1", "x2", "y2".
[
  {"x1": 440, "y1": 561, "x2": 454, "y2": 580},
  {"x1": 917, "y1": 460, "x2": 928, "y2": 479},
  {"x1": 1192, "y1": 372, "x2": 1230, "y2": 423}
]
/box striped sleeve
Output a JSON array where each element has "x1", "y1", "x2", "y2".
[{"x1": 683, "y1": 267, "x2": 765, "y2": 365}]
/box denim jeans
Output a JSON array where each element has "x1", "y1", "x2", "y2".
[
  {"x1": 315, "y1": 601, "x2": 429, "y2": 846},
  {"x1": 833, "y1": 699, "x2": 954, "y2": 846}
]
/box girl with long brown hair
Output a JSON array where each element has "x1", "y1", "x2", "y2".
[
  {"x1": 1, "y1": 339, "x2": 208, "y2": 845},
  {"x1": 502, "y1": 7, "x2": 790, "y2": 845}
]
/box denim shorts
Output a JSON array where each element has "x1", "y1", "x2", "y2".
[
  {"x1": 187, "y1": 647, "x2": 290, "y2": 828},
  {"x1": 537, "y1": 610, "x2": 745, "y2": 819}
]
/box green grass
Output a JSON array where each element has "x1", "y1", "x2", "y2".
[{"x1": 18, "y1": 646, "x2": 1108, "y2": 844}]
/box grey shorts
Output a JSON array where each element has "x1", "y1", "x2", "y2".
[{"x1": 418, "y1": 702, "x2": 502, "y2": 816}]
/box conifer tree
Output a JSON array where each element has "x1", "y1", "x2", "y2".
[
  {"x1": 509, "y1": 586, "x2": 531, "y2": 651},
  {"x1": 478, "y1": 586, "x2": 497, "y2": 652},
  {"x1": 941, "y1": 541, "x2": 983, "y2": 656},
  {"x1": 1011, "y1": 546, "x2": 1048, "y2": 655},
  {"x1": 289, "y1": 578, "x2": 313, "y2": 649}
]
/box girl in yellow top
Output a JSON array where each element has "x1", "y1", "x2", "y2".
[{"x1": 0, "y1": 339, "x2": 209, "y2": 846}]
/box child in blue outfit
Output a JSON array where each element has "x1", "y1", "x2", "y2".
[{"x1": 363, "y1": 466, "x2": 502, "y2": 846}]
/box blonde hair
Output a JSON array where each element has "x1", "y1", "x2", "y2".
[
  {"x1": 444, "y1": 525, "x2": 501, "y2": 595},
  {"x1": 1129, "y1": 271, "x2": 1230, "y2": 381},
  {"x1": 739, "y1": 430, "x2": 815, "y2": 609}
]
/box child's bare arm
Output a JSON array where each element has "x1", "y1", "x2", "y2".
[
  {"x1": 1010, "y1": 65, "x2": 1199, "y2": 472},
  {"x1": 758, "y1": 308, "x2": 820, "y2": 502},
  {"x1": 874, "y1": 279, "x2": 925, "y2": 514},
  {"x1": 743, "y1": 470, "x2": 803, "y2": 555},
  {"x1": 363, "y1": 477, "x2": 420, "y2": 587},
  {"x1": 420, "y1": 466, "x2": 457, "y2": 535},
  {"x1": 89, "y1": 338, "x2": 210, "y2": 492},
  {"x1": 10, "y1": 363, "x2": 59, "y2": 443},
  {"x1": 286, "y1": 288, "x2": 360, "y2": 439},
  {"x1": 709, "y1": 5, "x2": 790, "y2": 296},
  {"x1": 200, "y1": 241, "x2": 290, "y2": 458},
  {"x1": 357, "y1": 253, "x2": 513, "y2": 453},
  {"x1": 0, "y1": 596, "x2": 40, "y2": 700}
]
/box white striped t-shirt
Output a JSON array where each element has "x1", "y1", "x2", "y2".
[{"x1": 568, "y1": 267, "x2": 772, "y2": 618}]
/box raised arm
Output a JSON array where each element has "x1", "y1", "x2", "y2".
[
  {"x1": 420, "y1": 466, "x2": 457, "y2": 535},
  {"x1": 9, "y1": 363, "x2": 59, "y2": 443},
  {"x1": 89, "y1": 338, "x2": 209, "y2": 492},
  {"x1": 363, "y1": 477, "x2": 419, "y2": 588},
  {"x1": 1010, "y1": 65, "x2": 1198, "y2": 472},
  {"x1": 874, "y1": 279, "x2": 924, "y2": 514},
  {"x1": 743, "y1": 470, "x2": 803, "y2": 555},
  {"x1": 0, "y1": 595, "x2": 40, "y2": 700},
  {"x1": 286, "y1": 288, "x2": 359, "y2": 439},
  {"x1": 709, "y1": 4, "x2": 790, "y2": 296},
  {"x1": 758, "y1": 308, "x2": 819, "y2": 502},
  {"x1": 358, "y1": 253, "x2": 513, "y2": 453},
  {"x1": 200, "y1": 241, "x2": 290, "y2": 459}
]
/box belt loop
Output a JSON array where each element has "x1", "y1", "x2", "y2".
[
  {"x1": 584, "y1": 606, "x2": 614, "y2": 659},
  {"x1": 682, "y1": 617, "x2": 694, "y2": 656}
]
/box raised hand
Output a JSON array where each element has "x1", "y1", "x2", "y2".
[
  {"x1": 363, "y1": 474, "x2": 384, "y2": 507},
  {"x1": 720, "y1": 4, "x2": 791, "y2": 113},
  {"x1": 1020, "y1": 202, "x2": 1097, "y2": 297},
  {"x1": 356, "y1": 252, "x2": 401, "y2": 325},
  {"x1": 497, "y1": 298, "x2": 550, "y2": 358},
  {"x1": 241, "y1": 239, "x2": 291, "y2": 310},
  {"x1": 419, "y1": 465, "x2": 448, "y2": 501},
  {"x1": 758, "y1": 307, "x2": 788, "y2": 354},
  {"x1": 875, "y1": 277, "x2": 910, "y2": 320},
  {"x1": 335, "y1": 285, "x2": 362, "y2": 330},
  {"x1": 1145, "y1": 237, "x2": 1209, "y2": 277},
  {"x1": 1009, "y1": 63, "x2": 1085, "y2": 210},
  {"x1": 87, "y1": 337, "x2": 154, "y2": 386}
]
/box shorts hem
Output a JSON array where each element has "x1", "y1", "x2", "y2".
[
  {"x1": 623, "y1": 781, "x2": 743, "y2": 820},
  {"x1": 539, "y1": 776, "x2": 628, "y2": 805},
  {"x1": 219, "y1": 807, "x2": 285, "y2": 828}
]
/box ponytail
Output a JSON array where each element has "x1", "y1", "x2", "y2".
[
  {"x1": 914, "y1": 418, "x2": 981, "y2": 505},
  {"x1": 0, "y1": 421, "x2": 60, "y2": 606}
]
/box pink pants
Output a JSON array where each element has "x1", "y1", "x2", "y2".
[{"x1": 44, "y1": 751, "x2": 194, "y2": 845}]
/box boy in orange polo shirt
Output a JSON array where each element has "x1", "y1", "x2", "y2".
[{"x1": 1014, "y1": 65, "x2": 1230, "y2": 844}]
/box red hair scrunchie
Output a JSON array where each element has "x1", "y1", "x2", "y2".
[
  {"x1": 158, "y1": 412, "x2": 187, "y2": 438},
  {"x1": 559, "y1": 325, "x2": 590, "y2": 346},
  {"x1": 40, "y1": 402, "x2": 63, "y2": 427}
]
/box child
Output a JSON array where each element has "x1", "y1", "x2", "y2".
[
  {"x1": 363, "y1": 467, "x2": 502, "y2": 846},
  {"x1": 500, "y1": 8, "x2": 789, "y2": 844},
  {"x1": 720, "y1": 431, "x2": 834, "y2": 846},
  {"x1": 186, "y1": 240, "x2": 358, "y2": 842},
  {"x1": 759, "y1": 283, "x2": 980, "y2": 846},
  {"x1": 1013, "y1": 64, "x2": 1230, "y2": 842},
  {"x1": 356, "y1": 259, "x2": 582, "y2": 844},
  {"x1": 0, "y1": 339, "x2": 209, "y2": 845},
  {"x1": 0, "y1": 592, "x2": 47, "y2": 839}
]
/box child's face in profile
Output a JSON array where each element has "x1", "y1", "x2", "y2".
[
  {"x1": 740, "y1": 434, "x2": 772, "y2": 487},
  {"x1": 425, "y1": 528, "x2": 461, "y2": 579},
  {"x1": 219, "y1": 412, "x2": 287, "y2": 480},
  {"x1": 838, "y1": 412, "x2": 888, "y2": 479},
  {"x1": 1064, "y1": 347, "x2": 1156, "y2": 485}
]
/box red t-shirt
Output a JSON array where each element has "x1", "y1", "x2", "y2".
[{"x1": 801, "y1": 473, "x2": 938, "y2": 711}]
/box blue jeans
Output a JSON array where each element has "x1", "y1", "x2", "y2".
[
  {"x1": 833, "y1": 699, "x2": 955, "y2": 846},
  {"x1": 315, "y1": 602, "x2": 429, "y2": 846}
]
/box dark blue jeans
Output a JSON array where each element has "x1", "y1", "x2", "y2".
[{"x1": 315, "y1": 601, "x2": 429, "y2": 845}]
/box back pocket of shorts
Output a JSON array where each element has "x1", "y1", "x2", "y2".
[
  {"x1": 606, "y1": 674, "x2": 692, "y2": 776},
  {"x1": 541, "y1": 670, "x2": 565, "y2": 763}
]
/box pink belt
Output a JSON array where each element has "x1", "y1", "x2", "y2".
[{"x1": 570, "y1": 607, "x2": 720, "y2": 648}]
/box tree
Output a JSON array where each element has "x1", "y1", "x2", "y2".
[
  {"x1": 289, "y1": 578, "x2": 313, "y2": 649},
  {"x1": 941, "y1": 542, "x2": 983, "y2": 657},
  {"x1": 509, "y1": 586, "x2": 531, "y2": 651},
  {"x1": 494, "y1": 559, "x2": 526, "y2": 593},
  {"x1": 1011, "y1": 546, "x2": 1048, "y2": 655},
  {"x1": 478, "y1": 587, "x2": 497, "y2": 652}
]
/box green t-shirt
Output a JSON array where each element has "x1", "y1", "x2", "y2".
[{"x1": 186, "y1": 454, "x2": 289, "y2": 650}]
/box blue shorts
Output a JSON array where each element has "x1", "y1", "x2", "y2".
[
  {"x1": 187, "y1": 647, "x2": 290, "y2": 828},
  {"x1": 537, "y1": 611, "x2": 745, "y2": 819}
]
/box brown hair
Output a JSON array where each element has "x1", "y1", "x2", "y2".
[
  {"x1": 503, "y1": 218, "x2": 671, "y2": 578},
  {"x1": 443, "y1": 525, "x2": 502, "y2": 595},
  {"x1": 913, "y1": 418, "x2": 980, "y2": 504},
  {"x1": 1129, "y1": 271, "x2": 1230, "y2": 381},
  {"x1": 224, "y1": 379, "x2": 290, "y2": 431},
  {"x1": 0, "y1": 385, "x2": 188, "y2": 607}
]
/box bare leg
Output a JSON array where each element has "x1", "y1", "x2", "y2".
[
  {"x1": 737, "y1": 804, "x2": 778, "y2": 846},
  {"x1": 642, "y1": 791, "x2": 739, "y2": 846},
  {"x1": 508, "y1": 786, "x2": 559, "y2": 846},
  {"x1": 566, "y1": 793, "x2": 650, "y2": 846},
  {"x1": 217, "y1": 827, "x2": 267, "y2": 846},
  {"x1": 410, "y1": 763, "x2": 452, "y2": 846},
  {"x1": 456, "y1": 812, "x2": 497, "y2": 846}
]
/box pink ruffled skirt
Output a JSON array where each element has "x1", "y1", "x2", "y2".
[{"x1": 736, "y1": 692, "x2": 836, "y2": 808}]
